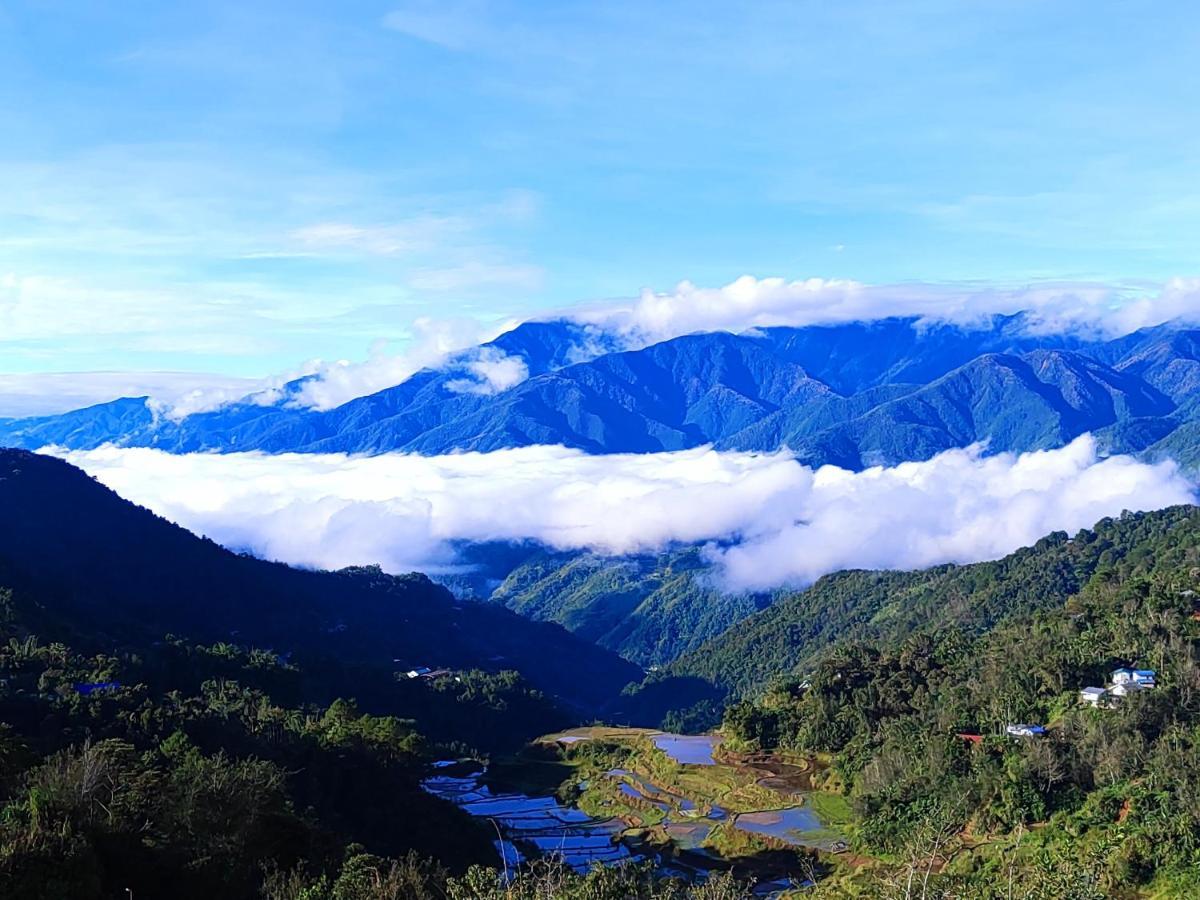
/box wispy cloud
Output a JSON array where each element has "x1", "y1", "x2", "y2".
[
  {"x1": 49, "y1": 436, "x2": 1196, "y2": 591},
  {"x1": 382, "y1": 1, "x2": 491, "y2": 51},
  {"x1": 288, "y1": 219, "x2": 468, "y2": 257},
  {"x1": 568, "y1": 276, "x2": 1200, "y2": 347}
]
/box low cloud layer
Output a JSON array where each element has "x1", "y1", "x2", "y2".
[
  {"x1": 50, "y1": 436, "x2": 1195, "y2": 592},
  {"x1": 570, "y1": 276, "x2": 1200, "y2": 348}
]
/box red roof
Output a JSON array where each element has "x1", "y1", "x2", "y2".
[{"x1": 957, "y1": 733, "x2": 983, "y2": 745}]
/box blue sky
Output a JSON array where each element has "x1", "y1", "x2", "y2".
[{"x1": 2, "y1": 0, "x2": 1199, "y2": 402}]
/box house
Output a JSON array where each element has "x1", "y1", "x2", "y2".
[
  {"x1": 1133, "y1": 669, "x2": 1156, "y2": 687},
  {"x1": 1079, "y1": 686, "x2": 1108, "y2": 707},
  {"x1": 1110, "y1": 681, "x2": 1144, "y2": 698},
  {"x1": 1111, "y1": 668, "x2": 1156, "y2": 688},
  {"x1": 1005, "y1": 724, "x2": 1046, "y2": 738},
  {"x1": 957, "y1": 733, "x2": 983, "y2": 746}
]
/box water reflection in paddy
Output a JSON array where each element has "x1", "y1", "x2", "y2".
[
  {"x1": 423, "y1": 753, "x2": 829, "y2": 896},
  {"x1": 652, "y1": 733, "x2": 723, "y2": 765},
  {"x1": 733, "y1": 807, "x2": 823, "y2": 845},
  {"x1": 422, "y1": 766, "x2": 630, "y2": 871}
]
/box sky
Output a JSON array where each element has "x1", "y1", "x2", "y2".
[{"x1": 3, "y1": 1, "x2": 1200, "y2": 410}]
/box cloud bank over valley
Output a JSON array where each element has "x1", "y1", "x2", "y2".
[{"x1": 50, "y1": 436, "x2": 1195, "y2": 593}]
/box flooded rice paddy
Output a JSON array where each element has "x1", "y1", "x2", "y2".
[
  {"x1": 423, "y1": 728, "x2": 847, "y2": 893},
  {"x1": 422, "y1": 763, "x2": 631, "y2": 871},
  {"x1": 652, "y1": 732, "x2": 724, "y2": 765},
  {"x1": 733, "y1": 808, "x2": 822, "y2": 844}
]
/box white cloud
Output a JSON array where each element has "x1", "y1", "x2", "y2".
[
  {"x1": 710, "y1": 437, "x2": 1196, "y2": 591},
  {"x1": 146, "y1": 359, "x2": 326, "y2": 421},
  {"x1": 48, "y1": 436, "x2": 1195, "y2": 591},
  {"x1": 219, "y1": 275, "x2": 1200, "y2": 416},
  {"x1": 132, "y1": 315, "x2": 530, "y2": 417},
  {"x1": 293, "y1": 316, "x2": 521, "y2": 410},
  {"x1": 444, "y1": 347, "x2": 530, "y2": 395},
  {"x1": 568, "y1": 276, "x2": 1200, "y2": 348}
]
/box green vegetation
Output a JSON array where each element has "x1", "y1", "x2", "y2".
[
  {"x1": 709, "y1": 506, "x2": 1200, "y2": 896},
  {"x1": 670, "y1": 509, "x2": 1195, "y2": 701},
  {"x1": 0, "y1": 449, "x2": 641, "y2": 713},
  {"x1": 6, "y1": 449, "x2": 1200, "y2": 895},
  {"x1": 0, "y1": 581, "x2": 587, "y2": 898},
  {"x1": 491, "y1": 547, "x2": 776, "y2": 667},
  {"x1": 266, "y1": 858, "x2": 761, "y2": 900}
]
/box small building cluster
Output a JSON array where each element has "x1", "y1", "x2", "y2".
[
  {"x1": 404, "y1": 666, "x2": 452, "y2": 680},
  {"x1": 1079, "y1": 667, "x2": 1156, "y2": 708}
]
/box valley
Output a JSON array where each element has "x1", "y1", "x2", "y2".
[
  {"x1": 1, "y1": 433, "x2": 1199, "y2": 897},
  {"x1": 8, "y1": 5, "x2": 1200, "y2": 896}
]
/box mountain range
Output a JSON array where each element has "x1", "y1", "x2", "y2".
[{"x1": 4, "y1": 315, "x2": 1200, "y2": 469}]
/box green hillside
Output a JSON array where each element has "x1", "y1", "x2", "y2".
[
  {"x1": 710, "y1": 505, "x2": 1200, "y2": 896},
  {"x1": 670, "y1": 506, "x2": 1200, "y2": 700},
  {"x1": 491, "y1": 547, "x2": 775, "y2": 667}
]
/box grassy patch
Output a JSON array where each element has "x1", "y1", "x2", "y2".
[
  {"x1": 704, "y1": 822, "x2": 772, "y2": 857},
  {"x1": 577, "y1": 778, "x2": 666, "y2": 827},
  {"x1": 808, "y1": 791, "x2": 854, "y2": 827}
]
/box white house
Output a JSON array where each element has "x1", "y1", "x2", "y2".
[
  {"x1": 1111, "y1": 668, "x2": 1156, "y2": 688},
  {"x1": 1079, "y1": 687, "x2": 1107, "y2": 707},
  {"x1": 1005, "y1": 724, "x2": 1046, "y2": 738},
  {"x1": 1110, "y1": 681, "x2": 1144, "y2": 698}
]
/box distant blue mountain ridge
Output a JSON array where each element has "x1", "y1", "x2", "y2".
[{"x1": 3, "y1": 314, "x2": 1199, "y2": 470}]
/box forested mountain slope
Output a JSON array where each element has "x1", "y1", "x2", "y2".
[
  {"x1": 714, "y1": 504, "x2": 1200, "y2": 896},
  {"x1": 0, "y1": 449, "x2": 641, "y2": 709},
  {"x1": 669, "y1": 505, "x2": 1200, "y2": 701},
  {"x1": 489, "y1": 547, "x2": 776, "y2": 667}
]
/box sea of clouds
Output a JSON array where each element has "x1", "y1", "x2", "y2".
[{"x1": 49, "y1": 435, "x2": 1195, "y2": 593}]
